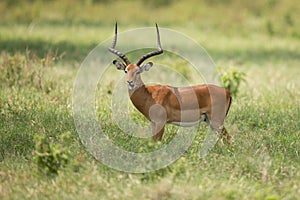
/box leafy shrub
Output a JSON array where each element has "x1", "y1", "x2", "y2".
[
  {"x1": 0, "y1": 49, "x2": 62, "y2": 92},
  {"x1": 142, "y1": 0, "x2": 175, "y2": 8},
  {"x1": 32, "y1": 131, "x2": 71, "y2": 176},
  {"x1": 218, "y1": 67, "x2": 246, "y2": 97},
  {"x1": 266, "y1": 20, "x2": 275, "y2": 36}
]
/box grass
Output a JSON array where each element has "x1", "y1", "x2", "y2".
[{"x1": 1, "y1": 0, "x2": 300, "y2": 199}]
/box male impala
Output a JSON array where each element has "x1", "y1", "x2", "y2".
[{"x1": 108, "y1": 23, "x2": 232, "y2": 143}]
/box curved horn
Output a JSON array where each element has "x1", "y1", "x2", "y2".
[
  {"x1": 136, "y1": 23, "x2": 163, "y2": 66},
  {"x1": 108, "y1": 22, "x2": 131, "y2": 65}
]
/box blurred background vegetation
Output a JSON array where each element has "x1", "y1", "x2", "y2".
[
  {"x1": 0, "y1": 0, "x2": 300, "y2": 33},
  {"x1": 1, "y1": 0, "x2": 299, "y2": 62},
  {"x1": 1, "y1": 0, "x2": 299, "y2": 36}
]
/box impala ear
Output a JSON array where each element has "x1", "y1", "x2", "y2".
[
  {"x1": 139, "y1": 62, "x2": 153, "y2": 73},
  {"x1": 113, "y1": 60, "x2": 126, "y2": 71}
]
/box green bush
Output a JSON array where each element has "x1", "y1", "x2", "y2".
[
  {"x1": 218, "y1": 67, "x2": 246, "y2": 97},
  {"x1": 32, "y1": 131, "x2": 71, "y2": 176}
]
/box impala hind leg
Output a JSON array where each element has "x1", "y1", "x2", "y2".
[
  {"x1": 206, "y1": 118, "x2": 231, "y2": 144},
  {"x1": 205, "y1": 110, "x2": 231, "y2": 144},
  {"x1": 220, "y1": 126, "x2": 231, "y2": 144}
]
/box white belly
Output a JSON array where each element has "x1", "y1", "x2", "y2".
[{"x1": 170, "y1": 121, "x2": 200, "y2": 127}]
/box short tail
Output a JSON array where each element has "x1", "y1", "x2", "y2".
[{"x1": 225, "y1": 95, "x2": 232, "y2": 116}]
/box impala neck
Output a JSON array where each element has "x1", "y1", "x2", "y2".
[
  {"x1": 128, "y1": 78, "x2": 152, "y2": 120},
  {"x1": 128, "y1": 74, "x2": 145, "y2": 96}
]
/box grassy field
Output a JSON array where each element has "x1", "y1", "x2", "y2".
[{"x1": 1, "y1": 0, "x2": 300, "y2": 199}]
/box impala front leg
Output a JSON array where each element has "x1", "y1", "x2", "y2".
[
  {"x1": 151, "y1": 122, "x2": 165, "y2": 141},
  {"x1": 149, "y1": 104, "x2": 167, "y2": 141}
]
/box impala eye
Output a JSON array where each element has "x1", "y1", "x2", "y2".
[{"x1": 124, "y1": 70, "x2": 128, "y2": 74}]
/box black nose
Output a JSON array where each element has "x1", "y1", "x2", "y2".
[{"x1": 127, "y1": 80, "x2": 133, "y2": 84}]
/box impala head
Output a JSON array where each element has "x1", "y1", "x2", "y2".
[{"x1": 108, "y1": 22, "x2": 163, "y2": 90}]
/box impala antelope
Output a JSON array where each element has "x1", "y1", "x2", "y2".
[{"x1": 108, "y1": 23, "x2": 232, "y2": 143}]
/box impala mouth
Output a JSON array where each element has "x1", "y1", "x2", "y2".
[{"x1": 128, "y1": 83, "x2": 135, "y2": 90}]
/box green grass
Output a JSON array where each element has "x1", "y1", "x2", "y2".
[{"x1": 1, "y1": 0, "x2": 300, "y2": 199}]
